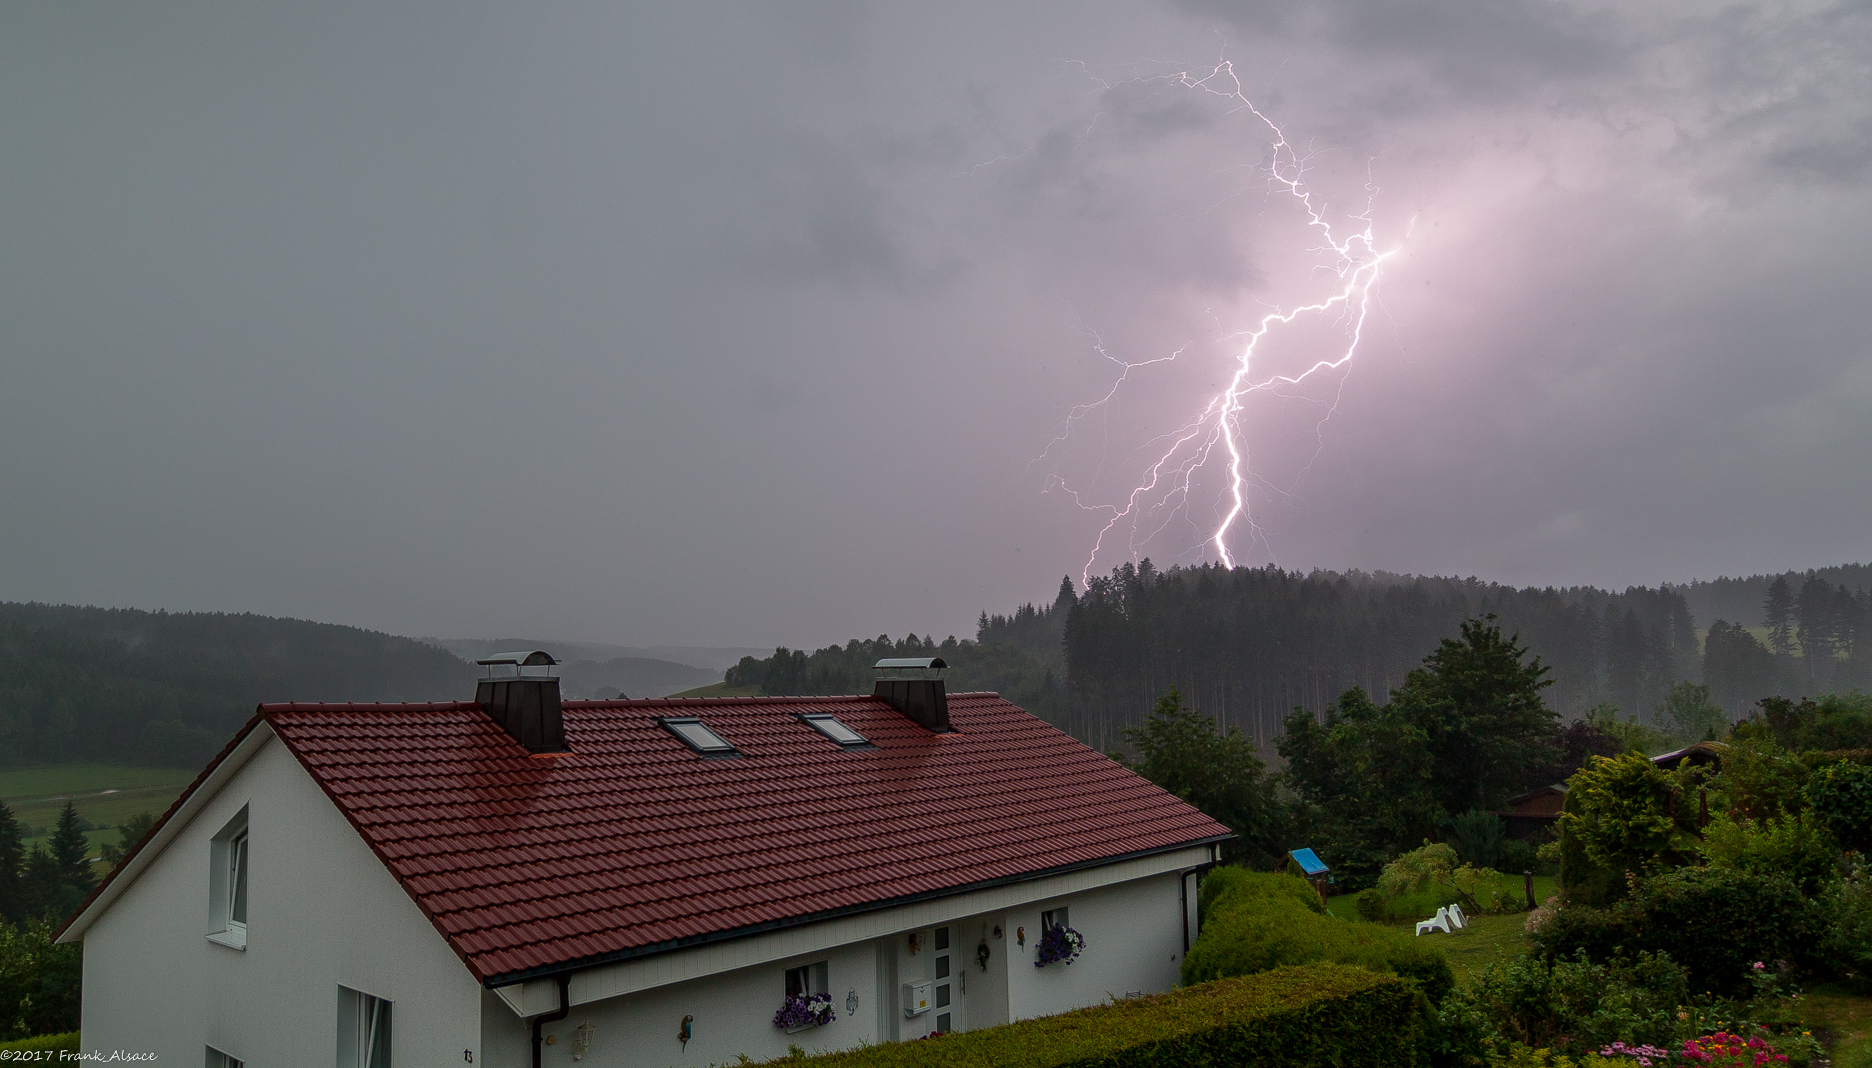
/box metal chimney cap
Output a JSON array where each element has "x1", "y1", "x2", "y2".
[
  {"x1": 873, "y1": 657, "x2": 946, "y2": 680},
  {"x1": 476, "y1": 650, "x2": 558, "y2": 678}
]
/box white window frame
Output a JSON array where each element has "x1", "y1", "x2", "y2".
[
  {"x1": 785, "y1": 959, "x2": 830, "y2": 1000},
  {"x1": 1042, "y1": 906, "x2": 1069, "y2": 931},
  {"x1": 207, "y1": 805, "x2": 249, "y2": 950},
  {"x1": 338, "y1": 985, "x2": 393, "y2": 1068},
  {"x1": 659, "y1": 717, "x2": 739, "y2": 758},
  {"x1": 799, "y1": 713, "x2": 872, "y2": 748},
  {"x1": 206, "y1": 1046, "x2": 244, "y2": 1068}
]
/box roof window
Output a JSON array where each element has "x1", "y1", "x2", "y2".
[
  {"x1": 801, "y1": 713, "x2": 871, "y2": 748},
  {"x1": 660, "y1": 717, "x2": 738, "y2": 758}
]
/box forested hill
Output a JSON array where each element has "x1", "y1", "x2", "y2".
[
  {"x1": 0, "y1": 603, "x2": 474, "y2": 767},
  {"x1": 1061, "y1": 564, "x2": 1700, "y2": 750},
  {"x1": 722, "y1": 562, "x2": 1871, "y2": 753},
  {"x1": 1680, "y1": 564, "x2": 1872, "y2": 630}
]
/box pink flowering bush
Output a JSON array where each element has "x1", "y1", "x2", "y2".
[
  {"x1": 1675, "y1": 1030, "x2": 1789, "y2": 1067},
  {"x1": 1597, "y1": 1041, "x2": 1673, "y2": 1066}
]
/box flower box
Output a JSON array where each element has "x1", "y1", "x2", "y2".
[
  {"x1": 773, "y1": 992, "x2": 835, "y2": 1032},
  {"x1": 1034, "y1": 924, "x2": 1085, "y2": 968}
]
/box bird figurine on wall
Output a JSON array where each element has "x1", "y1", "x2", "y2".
[{"x1": 679, "y1": 1015, "x2": 693, "y2": 1051}]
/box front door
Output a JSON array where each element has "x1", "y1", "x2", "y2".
[{"x1": 932, "y1": 925, "x2": 962, "y2": 1034}]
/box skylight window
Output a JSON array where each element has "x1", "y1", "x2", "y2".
[
  {"x1": 660, "y1": 717, "x2": 738, "y2": 757},
  {"x1": 801, "y1": 714, "x2": 871, "y2": 748}
]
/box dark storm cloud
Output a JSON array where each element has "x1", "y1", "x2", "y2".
[{"x1": 2, "y1": 1, "x2": 1870, "y2": 648}]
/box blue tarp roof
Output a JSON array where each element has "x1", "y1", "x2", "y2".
[{"x1": 1289, "y1": 848, "x2": 1329, "y2": 875}]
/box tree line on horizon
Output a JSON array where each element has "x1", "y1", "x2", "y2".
[
  {"x1": 2, "y1": 560, "x2": 1866, "y2": 770},
  {"x1": 0, "y1": 602, "x2": 473, "y2": 768},
  {"x1": 723, "y1": 562, "x2": 1872, "y2": 755}
]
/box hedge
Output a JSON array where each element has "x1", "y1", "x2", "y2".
[
  {"x1": 0, "y1": 1032, "x2": 80, "y2": 1054},
  {"x1": 757, "y1": 964, "x2": 1423, "y2": 1068},
  {"x1": 1197, "y1": 867, "x2": 1325, "y2": 924},
  {"x1": 1185, "y1": 870, "x2": 1454, "y2": 1004}
]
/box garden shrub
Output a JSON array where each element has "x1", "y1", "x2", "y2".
[
  {"x1": 760, "y1": 963, "x2": 1425, "y2": 1068},
  {"x1": 1821, "y1": 864, "x2": 1872, "y2": 987},
  {"x1": 1498, "y1": 838, "x2": 1550, "y2": 878},
  {"x1": 1713, "y1": 738, "x2": 1812, "y2": 822},
  {"x1": 1185, "y1": 874, "x2": 1454, "y2": 1003},
  {"x1": 1530, "y1": 867, "x2": 1816, "y2": 997},
  {"x1": 1445, "y1": 950, "x2": 1690, "y2": 1058},
  {"x1": 1527, "y1": 905, "x2": 1628, "y2": 965},
  {"x1": 0, "y1": 919, "x2": 81, "y2": 1041},
  {"x1": 1699, "y1": 810, "x2": 1839, "y2": 896},
  {"x1": 0, "y1": 1033, "x2": 80, "y2": 1055},
  {"x1": 1559, "y1": 753, "x2": 1699, "y2": 907},
  {"x1": 1356, "y1": 888, "x2": 1388, "y2": 922},
  {"x1": 1196, "y1": 867, "x2": 1322, "y2": 926},
  {"x1": 1480, "y1": 1048, "x2": 1628, "y2": 1068},
  {"x1": 1617, "y1": 868, "x2": 1816, "y2": 996},
  {"x1": 1805, "y1": 759, "x2": 1872, "y2": 853},
  {"x1": 1378, "y1": 843, "x2": 1521, "y2": 914},
  {"x1": 1448, "y1": 810, "x2": 1505, "y2": 869}
]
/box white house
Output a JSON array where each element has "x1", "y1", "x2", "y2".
[{"x1": 58, "y1": 654, "x2": 1229, "y2": 1068}]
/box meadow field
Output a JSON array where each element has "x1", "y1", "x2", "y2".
[{"x1": 1, "y1": 764, "x2": 197, "y2": 861}]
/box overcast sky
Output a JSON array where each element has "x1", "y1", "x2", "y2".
[{"x1": 4, "y1": 1, "x2": 1869, "y2": 649}]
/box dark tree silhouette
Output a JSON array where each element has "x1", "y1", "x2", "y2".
[{"x1": 1764, "y1": 576, "x2": 1795, "y2": 659}]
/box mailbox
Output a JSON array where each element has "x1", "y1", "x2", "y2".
[{"x1": 901, "y1": 980, "x2": 932, "y2": 1017}]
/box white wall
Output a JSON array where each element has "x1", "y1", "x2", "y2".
[
  {"x1": 480, "y1": 873, "x2": 1186, "y2": 1067},
  {"x1": 486, "y1": 940, "x2": 880, "y2": 1068},
  {"x1": 78, "y1": 732, "x2": 484, "y2": 1065},
  {"x1": 1003, "y1": 872, "x2": 1186, "y2": 1022}
]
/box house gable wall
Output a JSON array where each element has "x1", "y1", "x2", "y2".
[
  {"x1": 483, "y1": 868, "x2": 1189, "y2": 1067},
  {"x1": 79, "y1": 733, "x2": 482, "y2": 1064}
]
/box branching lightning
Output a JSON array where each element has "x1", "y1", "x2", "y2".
[{"x1": 1042, "y1": 60, "x2": 1398, "y2": 586}]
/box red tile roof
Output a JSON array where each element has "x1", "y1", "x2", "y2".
[{"x1": 119, "y1": 693, "x2": 1231, "y2": 984}]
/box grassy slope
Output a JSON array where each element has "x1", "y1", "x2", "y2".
[{"x1": 1, "y1": 764, "x2": 196, "y2": 859}]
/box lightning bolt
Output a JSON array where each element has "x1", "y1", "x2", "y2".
[{"x1": 1042, "y1": 60, "x2": 1398, "y2": 587}]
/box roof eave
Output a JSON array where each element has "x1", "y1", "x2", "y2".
[{"x1": 480, "y1": 831, "x2": 1234, "y2": 988}]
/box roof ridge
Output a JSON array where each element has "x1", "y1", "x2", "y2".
[
  {"x1": 563, "y1": 691, "x2": 1005, "y2": 708},
  {"x1": 260, "y1": 701, "x2": 482, "y2": 713}
]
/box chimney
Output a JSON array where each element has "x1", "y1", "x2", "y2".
[
  {"x1": 476, "y1": 650, "x2": 566, "y2": 753},
  {"x1": 873, "y1": 657, "x2": 951, "y2": 733}
]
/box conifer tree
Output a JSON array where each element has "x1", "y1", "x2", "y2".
[
  {"x1": 0, "y1": 800, "x2": 21, "y2": 926},
  {"x1": 1764, "y1": 575, "x2": 1795, "y2": 658},
  {"x1": 20, "y1": 845, "x2": 70, "y2": 922},
  {"x1": 49, "y1": 802, "x2": 94, "y2": 895}
]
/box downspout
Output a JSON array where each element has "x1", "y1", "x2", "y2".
[
  {"x1": 1179, "y1": 869, "x2": 1189, "y2": 953},
  {"x1": 531, "y1": 973, "x2": 572, "y2": 1068},
  {"x1": 1182, "y1": 859, "x2": 1222, "y2": 953}
]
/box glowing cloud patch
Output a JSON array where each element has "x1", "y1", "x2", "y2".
[{"x1": 1042, "y1": 61, "x2": 1398, "y2": 586}]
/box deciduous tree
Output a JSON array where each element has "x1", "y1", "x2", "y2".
[
  {"x1": 1390, "y1": 616, "x2": 1559, "y2": 814},
  {"x1": 1123, "y1": 687, "x2": 1285, "y2": 867}
]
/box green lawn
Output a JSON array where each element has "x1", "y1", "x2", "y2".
[
  {"x1": 1321, "y1": 892, "x2": 1541, "y2": 987},
  {"x1": 1324, "y1": 876, "x2": 1556, "y2": 923},
  {"x1": 1804, "y1": 985, "x2": 1872, "y2": 1068},
  {"x1": 1, "y1": 763, "x2": 197, "y2": 862},
  {"x1": 1422, "y1": 911, "x2": 1534, "y2": 986}
]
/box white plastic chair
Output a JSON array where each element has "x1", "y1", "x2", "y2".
[
  {"x1": 1447, "y1": 903, "x2": 1468, "y2": 930},
  {"x1": 1415, "y1": 907, "x2": 1452, "y2": 936}
]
